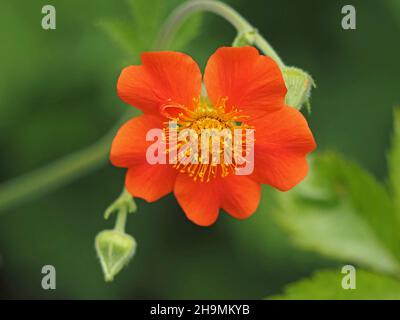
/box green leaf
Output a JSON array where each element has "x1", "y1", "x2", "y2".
[
  {"x1": 127, "y1": 0, "x2": 166, "y2": 50},
  {"x1": 100, "y1": 0, "x2": 203, "y2": 55},
  {"x1": 388, "y1": 108, "x2": 400, "y2": 219},
  {"x1": 169, "y1": 12, "x2": 203, "y2": 51},
  {"x1": 271, "y1": 153, "x2": 400, "y2": 275},
  {"x1": 98, "y1": 19, "x2": 142, "y2": 57},
  {"x1": 270, "y1": 269, "x2": 400, "y2": 300}
]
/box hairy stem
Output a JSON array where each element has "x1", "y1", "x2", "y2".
[
  {"x1": 155, "y1": 0, "x2": 285, "y2": 68},
  {"x1": 114, "y1": 210, "x2": 127, "y2": 233},
  {"x1": 0, "y1": 137, "x2": 108, "y2": 213}
]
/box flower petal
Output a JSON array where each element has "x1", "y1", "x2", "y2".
[
  {"x1": 174, "y1": 174, "x2": 261, "y2": 226},
  {"x1": 111, "y1": 114, "x2": 178, "y2": 202},
  {"x1": 204, "y1": 46, "x2": 286, "y2": 119},
  {"x1": 117, "y1": 51, "x2": 202, "y2": 115},
  {"x1": 110, "y1": 114, "x2": 164, "y2": 168},
  {"x1": 174, "y1": 174, "x2": 220, "y2": 226},
  {"x1": 125, "y1": 163, "x2": 177, "y2": 202},
  {"x1": 251, "y1": 105, "x2": 316, "y2": 191},
  {"x1": 220, "y1": 175, "x2": 261, "y2": 220}
]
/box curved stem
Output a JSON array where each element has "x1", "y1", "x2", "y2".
[
  {"x1": 155, "y1": 0, "x2": 252, "y2": 48},
  {"x1": 156, "y1": 0, "x2": 285, "y2": 68},
  {"x1": 0, "y1": 136, "x2": 108, "y2": 213},
  {"x1": 0, "y1": 111, "x2": 137, "y2": 214}
]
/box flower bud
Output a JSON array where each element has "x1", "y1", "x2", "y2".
[
  {"x1": 95, "y1": 229, "x2": 137, "y2": 282},
  {"x1": 283, "y1": 67, "x2": 315, "y2": 111}
]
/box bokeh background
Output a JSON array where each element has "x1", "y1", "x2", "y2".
[{"x1": 0, "y1": 0, "x2": 399, "y2": 299}]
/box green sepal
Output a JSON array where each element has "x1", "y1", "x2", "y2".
[
  {"x1": 232, "y1": 29, "x2": 257, "y2": 47},
  {"x1": 104, "y1": 188, "x2": 136, "y2": 219}
]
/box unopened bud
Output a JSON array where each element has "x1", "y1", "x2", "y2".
[
  {"x1": 283, "y1": 66, "x2": 315, "y2": 111},
  {"x1": 95, "y1": 229, "x2": 137, "y2": 282}
]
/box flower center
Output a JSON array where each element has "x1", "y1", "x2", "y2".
[{"x1": 163, "y1": 98, "x2": 253, "y2": 182}]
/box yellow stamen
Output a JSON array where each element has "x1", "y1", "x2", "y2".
[{"x1": 163, "y1": 98, "x2": 253, "y2": 183}]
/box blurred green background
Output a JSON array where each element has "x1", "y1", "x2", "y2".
[{"x1": 0, "y1": 0, "x2": 399, "y2": 299}]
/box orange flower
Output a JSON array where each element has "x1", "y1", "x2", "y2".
[{"x1": 110, "y1": 46, "x2": 316, "y2": 226}]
